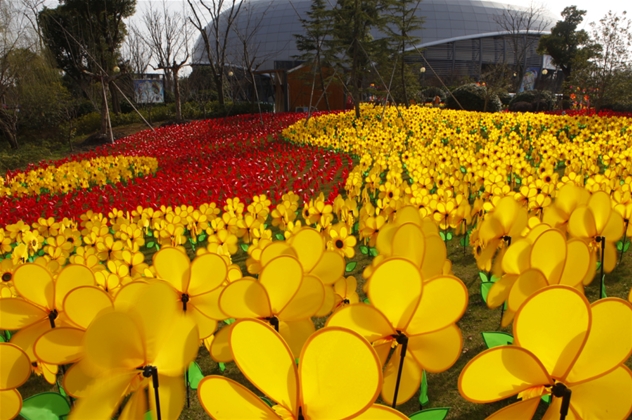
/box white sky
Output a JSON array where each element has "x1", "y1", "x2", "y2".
[{"x1": 499, "y1": 0, "x2": 628, "y2": 30}]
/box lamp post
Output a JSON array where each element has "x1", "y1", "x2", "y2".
[{"x1": 420, "y1": 66, "x2": 426, "y2": 104}]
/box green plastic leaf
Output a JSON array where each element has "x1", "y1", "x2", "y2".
[
  {"x1": 0, "y1": 335, "x2": 4, "y2": 342},
  {"x1": 480, "y1": 282, "x2": 493, "y2": 304},
  {"x1": 479, "y1": 272, "x2": 489, "y2": 283},
  {"x1": 360, "y1": 245, "x2": 369, "y2": 255},
  {"x1": 617, "y1": 240, "x2": 623, "y2": 251},
  {"x1": 601, "y1": 275, "x2": 607, "y2": 299},
  {"x1": 542, "y1": 394, "x2": 551, "y2": 404},
  {"x1": 146, "y1": 241, "x2": 155, "y2": 249},
  {"x1": 20, "y1": 392, "x2": 71, "y2": 420},
  {"x1": 439, "y1": 231, "x2": 446, "y2": 240},
  {"x1": 197, "y1": 233, "x2": 207, "y2": 242},
  {"x1": 345, "y1": 261, "x2": 357, "y2": 273},
  {"x1": 224, "y1": 318, "x2": 235, "y2": 325},
  {"x1": 144, "y1": 411, "x2": 152, "y2": 420},
  {"x1": 187, "y1": 362, "x2": 204, "y2": 390},
  {"x1": 419, "y1": 370, "x2": 429, "y2": 406},
  {"x1": 218, "y1": 362, "x2": 226, "y2": 372},
  {"x1": 240, "y1": 243, "x2": 249, "y2": 252},
  {"x1": 260, "y1": 397, "x2": 274, "y2": 407},
  {"x1": 446, "y1": 232, "x2": 453, "y2": 241},
  {"x1": 57, "y1": 383, "x2": 67, "y2": 399},
  {"x1": 481, "y1": 332, "x2": 514, "y2": 349},
  {"x1": 460, "y1": 235, "x2": 469, "y2": 247},
  {"x1": 275, "y1": 233, "x2": 285, "y2": 241},
  {"x1": 408, "y1": 407, "x2": 450, "y2": 420},
  {"x1": 369, "y1": 248, "x2": 378, "y2": 257},
  {"x1": 625, "y1": 241, "x2": 631, "y2": 252},
  {"x1": 363, "y1": 298, "x2": 370, "y2": 304}
]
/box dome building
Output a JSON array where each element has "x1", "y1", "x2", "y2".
[{"x1": 192, "y1": 0, "x2": 557, "y2": 110}]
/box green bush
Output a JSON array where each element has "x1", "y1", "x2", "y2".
[
  {"x1": 509, "y1": 90, "x2": 555, "y2": 111},
  {"x1": 445, "y1": 84, "x2": 502, "y2": 112},
  {"x1": 420, "y1": 86, "x2": 447, "y2": 103}
]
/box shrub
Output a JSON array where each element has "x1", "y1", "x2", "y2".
[
  {"x1": 509, "y1": 90, "x2": 555, "y2": 111},
  {"x1": 445, "y1": 84, "x2": 502, "y2": 112},
  {"x1": 420, "y1": 86, "x2": 447, "y2": 103}
]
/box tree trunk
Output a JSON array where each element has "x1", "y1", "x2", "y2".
[
  {"x1": 317, "y1": 54, "x2": 331, "y2": 111},
  {"x1": 0, "y1": 115, "x2": 19, "y2": 149},
  {"x1": 215, "y1": 73, "x2": 225, "y2": 106},
  {"x1": 174, "y1": 70, "x2": 182, "y2": 121},
  {"x1": 100, "y1": 81, "x2": 109, "y2": 136},
  {"x1": 109, "y1": 80, "x2": 121, "y2": 114}
]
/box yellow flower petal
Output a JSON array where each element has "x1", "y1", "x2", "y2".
[
  {"x1": 559, "y1": 240, "x2": 591, "y2": 287},
  {"x1": 326, "y1": 304, "x2": 396, "y2": 341},
  {"x1": 219, "y1": 279, "x2": 271, "y2": 319},
  {"x1": 192, "y1": 287, "x2": 226, "y2": 320},
  {"x1": 118, "y1": 384, "x2": 147, "y2": 420},
  {"x1": 507, "y1": 269, "x2": 548, "y2": 313},
  {"x1": 210, "y1": 325, "x2": 233, "y2": 363},
  {"x1": 391, "y1": 223, "x2": 425, "y2": 267},
  {"x1": 152, "y1": 314, "x2": 198, "y2": 376},
  {"x1": 34, "y1": 327, "x2": 84, "y2": 365},
  {"x1": 299, "y1": 327, "x2": 381, "y2": 419},
  {"x1": 189, "y1": 253, "x2": 227, "y2": 296},
  {"x1": 368, "y1": 258, "x2": 422, "y2": 331},
  {"x1": 260, "y1": 242, "x2": 295, "y2": 267},
  {"x1": 279, "y1": 275, "x2": 324, "y2": 321},
  {"x1": 230, "y1": 319, "x2": 298, "y2": 414},
  {"x1": 487, "y1": 274, "x2": 518, "y2": 309},
  {"x1": 0, "y1": 343, "x2": 31, "y2": 390},
  {"x1": 63, "y1": 286, "x2": 113, "y2": 330},
  {"x1": 310, "y1": 251, "x2": 344, "y2": 285},
  {"x1": 12, "y1": 264, "x2": 53, "y2": 309},
  {"x1": 381, "y1": 345, "x2": 421, "y2": 406},
  {"x1": 54, "y1": 265, "x2": 95, "y2": 309},
  {"x1": 288, "y1": 228, "x2": 324, "y2": 272},
  {"x1": 514, "y1": 286, "x2": 590, "y2": 379},
  {"x1": 279, "y1": 319, "x2": 314, "y2": 358},
  {"x1": 84, "y1": 311, "x2": 144, "y2": 374},
  {"x1": 486, "y1": 397, "x2": 541, "y2": 420},
  {"x1": 149, "y1": 374, "x2": 186, "y2": 420},
  {"x1": 352, "y1": 404, "x2": 409, "y2": 419},
  {"x1": 0, "y1": 389, "x2": 23, "y2": 419},
  {"x1": 566, "y1": 298, "x2": 632, "y2": 383},
  {"x1": 10, "y1": 319, "x2": 51, "y2": 362},
  {"x1": 568, "y1": 366, "x2": 632, "y2": 420},
  {"x1": 62, "y1": 361, "x2": 95, "y2": 398},
  {"x1": 530, "y1": 230, "x2": 566, "y2": 284},
  {"x1": 259, "y1": 256, "x2": 302, "y2": 314},
  {"x1": 459, "y1": 347, "x2": 551, "y2": 403},
  {"x1": 198, "y1": 376, "x2": 279, "y2": 419},
  {"x1": 0, "y1": 298, "x2": 47, "y2": 330},
  {"x1": 314, "y1": 285, "x2": 335, "y2": 317},
  {"x1": 187, "y1": 306, "x2": 217, "y2": 340},
  {"x1": 153, "y1": 247, "x2": 190, "y2": 292},
  {"x1": 420, "y1": 235, "x2": 447, "y2": 279},
  {"x1": 406, "y1": 275, "x2": 467, "y2": 335},
  {"x1": 408, "y1": 324, "x2": 462, "y2": 373},
  {"x1": 68, "y1": 371, "x2": 137, "y2": 420},
  {"x1": 501, "y1": 239, "x2": 531, "y2": 275},
  {"x1": 568, "y1": 207, "x2": 596, "y2": 238}
]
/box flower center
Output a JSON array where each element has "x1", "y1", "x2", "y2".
[
  {"x1": 1, "y1": 272, "x2": 12, "y2": 282},
  {"x1": 335, "y1": 239, "x2": 344, "y2": 249}
]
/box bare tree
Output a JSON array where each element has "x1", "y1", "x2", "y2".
[
  {"x1": 494, "y1": 3, "x2": 549, "y2": 88},
  {"x1": 138, "y1": 0, "x2": 192, "y2": 121},
  {"x1": 122, "y1": 23, "x2": 151, "y2": 75},
  {"x1": 231, "y1": 0, "x2": 272, "y2": 116},
  {"x1": 187, "y1": 0, "x2": 244, "y2": 107},
  {"x1": 0, "y1": 1, "x2": 37, "y2": 148}
]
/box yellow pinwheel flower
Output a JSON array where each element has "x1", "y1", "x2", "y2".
[
  {"x1": 0, "y1": 343, "x2": 31, "y2": 420},
  {"x1": 33, "y1": 285, "x2": 113, "y2": 366},
  {"x1": 153, "y1": 247, "x2": 228, "y2": 339},
  {"x1": 460, "y1": 286, "x2": 632, "y2": 420},
  {"x1": 217, "y1": 255, "x2": 322, "y2": 360},
  {"x1": 476, "y1": 196, "x2": 528, "y2": 274},
  {"x1": 542, "y1": 184, "x2": 590, "y2": 233},
  {"x1": 327, "y1": 257, "x2": 467, "y2": 406},
  {"x1": 333, "y1": 275, "x2": 360, "y2": 310},
  {"x1": 0, "y1": 264, "x2": 95, "y2": 361},
  {"x1": 198, "y1": 318, "x2": 404, "y2": 419},
  {"x1": 487, "y1": 227, "x2": 594, "y2": 326},
  {"x1": 327, "y1": 223, "x2": 357, "y2": 258},
  {"x1": 66, "y1": 281, "x2": 198, "y2": 420},
  {"x1": 568, "y1": 191, "x2": 624, "y2": 274}
]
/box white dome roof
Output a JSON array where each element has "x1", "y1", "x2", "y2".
[{"x1": 193, "y1": 0, "x2": 556, "y2": 71}]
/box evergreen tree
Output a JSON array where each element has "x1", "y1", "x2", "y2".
[
  {"x1": 383, "y1": 0, "x2": 423, "y2": 107},
  {"x1": 537, "y1": 6, "x2": 591, "y2": 80},
  {"x1": 295, "y1": 0, "x2": 333, "y2": 111}
]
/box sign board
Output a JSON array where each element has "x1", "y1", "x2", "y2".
[
  {"x1": 542, "y1": 55, "x2": 556, "y2": 70},
  {"x1": 134, "y1": 79, "x2": 164, "y2": 104},
  {"x1": 518, "y1": 67, "x2": 539, "y2": 92}
]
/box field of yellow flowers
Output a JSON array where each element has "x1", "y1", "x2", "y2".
[{"x1": 1, "y1": 106, "x2": 631, "y2": 420}]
